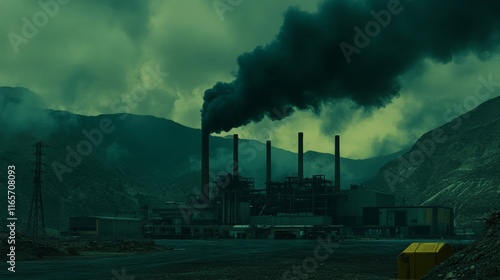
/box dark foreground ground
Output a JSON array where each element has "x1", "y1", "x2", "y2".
[
  {"x1": 423, "y1": 212, "x2": 500, "y2": 280},
  {"x1": 0, "y1": 239, "x2": 473, "y2": 280}
]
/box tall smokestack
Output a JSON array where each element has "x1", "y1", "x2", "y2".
[
  {"x1": 298, "y1": 132, "x2": 303, "y2": 180},
  {"x1": 335, "y1": 135, "x2": 340, "y2": 191},
  {"x1": 233, "y1": 134, "x2": 239, "y2": 176},
  {"x1": 266, "y1": 140, "x2": 271, "y2": 189},
  {"x1": 201, "y1": 129, "x2": 210, "y2": 198}
]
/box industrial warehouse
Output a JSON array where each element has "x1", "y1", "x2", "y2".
[{"x1": 68, "y1": 132, "x2": 454, "y2": 240}]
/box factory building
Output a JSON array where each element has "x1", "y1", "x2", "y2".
[
  {"x1": 137, "y1": 132, "x2": 454, "y2": 239},
  {"x1": 363, "y1": 206, "x2": 454, "y2": 237},
  {"x1": 70, "y1": 131, "x2": 454, "y2": 239},
  {"x1": 141, "y1": 132, "x2": 449, "y2": 239},
  {"x1": 210, "y1": 133, "x2": 340, "y2": 225},
  {"x1": 337, "y1": 185, "x2": 395, "y2": 226}
]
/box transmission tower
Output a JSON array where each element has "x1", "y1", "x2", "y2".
[{"x1": 27, "y1": 141, "x2": 47, "y2": 238}]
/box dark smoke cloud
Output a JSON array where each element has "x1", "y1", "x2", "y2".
[{"x1": 202, "y1": 0, "x2": 500, "y2": 134}]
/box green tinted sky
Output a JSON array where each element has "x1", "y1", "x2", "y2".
[{"x1": 1, "y1": 0, "x2": 499, "y2": 158}]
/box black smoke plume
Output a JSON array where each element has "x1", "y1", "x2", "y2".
[{"x1": 202, "y1": 0, "x2": 500, "y2": 134}]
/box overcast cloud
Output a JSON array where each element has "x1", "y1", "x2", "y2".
[{"x1": 1, "y1": 0, "x2": 499, "y2": 158}]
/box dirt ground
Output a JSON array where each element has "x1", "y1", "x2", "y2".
[
  {"x1": 2, "y1": 237, "x2": 407, "y2": 279},
  {"x1": 0, "y1": 234, "x2": 171, "y2": 261},
  {"x1": 138, "y1": 256, "x2": 397, "y2": 280},
  {"x1": 3, "y1": 225, "x2": 495, "y2": 280}
]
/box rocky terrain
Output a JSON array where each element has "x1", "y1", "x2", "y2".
[
  {"x1": 423, "y1": 211, "x2": 500, "y2": 280},
  {"x1": 365, "y1": 96, "x2": 500, "y2": 228}
]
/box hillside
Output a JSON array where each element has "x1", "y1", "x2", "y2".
[
  {"x1": 364, "y1": 96, "x2": 500, "y2": 228},
  {"x1": 0, "y1": 87, "x2": 401, "y2": 232}
]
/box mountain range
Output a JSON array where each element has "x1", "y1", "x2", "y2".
[
  {"x1": 0, "y1": 87, "x2": 406, "y2": 232},
  {"x1": 1, "y1": 86, "x2": 498, "y2": 230}
]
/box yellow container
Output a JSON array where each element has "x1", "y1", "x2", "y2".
[{"x1": 397, "y1": 242, "x2": 453, "y2": 279}]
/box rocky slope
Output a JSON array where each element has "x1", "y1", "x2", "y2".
[
  {"x1": 364, "y1": 96, "x2": 500, "y2": 228},
  {"x1": 423, "y1": 212, "x2": 500, "y2": 280}
]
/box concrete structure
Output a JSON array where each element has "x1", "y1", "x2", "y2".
[{"x1": 68, "y1": 216, "x2": 142, "y2": 238}]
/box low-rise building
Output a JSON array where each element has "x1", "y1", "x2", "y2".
[{"x1": 68, "y1": 216, "x2": 142, "y2": 238}]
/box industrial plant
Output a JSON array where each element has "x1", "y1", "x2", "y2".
[{"x1": 69, "y1": 132, "x2": 454, "y2": 240}]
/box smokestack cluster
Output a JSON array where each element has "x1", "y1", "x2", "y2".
[{"x1": 201, "y1": 0, "x2": 500, "y2": 134}]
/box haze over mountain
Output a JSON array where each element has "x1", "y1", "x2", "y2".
[
  {"x1": 365, "y1": 95, "x2": 500, "y2": 228},
  {"x1": 2, "y1": 86, "x2": 499, "y2": 230},
  {"x1": 0, "y1": 87, "x2": 404, "y2": 232},
  {"x1": 3, "y1": 1, "x2": 500, "y2": 159}
]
